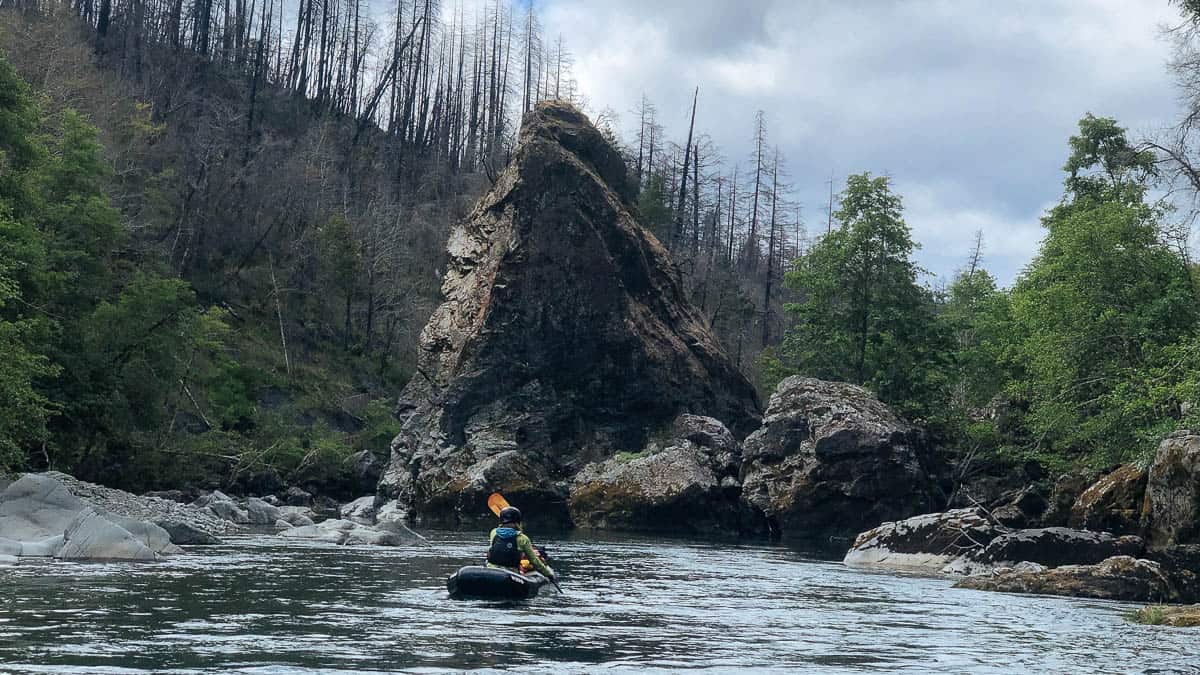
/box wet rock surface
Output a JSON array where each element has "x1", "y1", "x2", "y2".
[
  {"x1": 740, "y1": 377, "x2": 938, "y2": 541},
  {"x1": 379, "y1": 101, "x2": 758, "y2": 527}
]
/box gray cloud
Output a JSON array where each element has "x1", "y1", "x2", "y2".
[{"x1": 542, "y1": 0, "x2": 1182, "y2": 285}]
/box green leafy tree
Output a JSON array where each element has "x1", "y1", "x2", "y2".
[
  {"x1": 1009, "y1": 115, "x2": 1199, "y2": 464},
  {"x1": 779, "y1": 172, "x2": 948, "y2": 416}
]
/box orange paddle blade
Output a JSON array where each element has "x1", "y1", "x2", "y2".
[{"x1": 487, "y1": 492, "x2": 510, "y2": 517}]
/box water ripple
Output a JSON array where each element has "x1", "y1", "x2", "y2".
[{"x1": 0, "y1": 532, "x2": 1196, "y2": 673}]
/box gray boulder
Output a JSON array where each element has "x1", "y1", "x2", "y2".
[
  {"x1": 843, "y1": 508, "x2": 1006, "y2": 571},
  {"x1": 340, "y1": 496, "x2": 377, "y2": 525},
  {"x1": 156, "y1": 520, "x2": 222, "y2": 545},
  {"x1": 277, "y1": 506, "x2": 316, "y2": 527},
  {"x1": 244, "y1": 497, "x2": 282, "y2": 526},
  {"x1": 279, "y1": 524, "x2": 347, "y2": 544},
  {"x1": 207, "y1": 499, "x2": 250, "y2": 525},
  {"x1": 741, "y1": 377, "x2": 938, "y2": 541},
  {"x1": 568, "y1": 415, "x2": 742, "y2": 532},
  {"x1": 0, "y1": 474, "x2": 87, "y2": 540},
  {"x1": 57, "y1": 509, "x2": 156, "y2": 562},
  {"x1": 968, "y1": 527, "x2": 1144, "y2": 569}
]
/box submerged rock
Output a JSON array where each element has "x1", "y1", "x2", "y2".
[
  {"x1": 279, "y1": 517, "x2": 409, "y2": 547},
  {"x1": 740, "y1": 377, "x2": 938, "y2": 541},
  {"x1": 378, "y1": 102, "x2": 759, "y2": 527},
  {"x1": 1068, "y1": 464, "x2": 1146, "y2": 536},
  {"x1": 955, "y1": 556, "x2": 1179, "y2": 603},
  {"x1": 1143, "y1": 431, "x2": 1200, "y2": 547},
  {"x1": 568, "y1": 415, "x2": 742, "y2": 532}
]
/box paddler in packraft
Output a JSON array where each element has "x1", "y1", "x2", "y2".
[{"x1": 487, "y1": 506, "x2": 557, "y2": 581}]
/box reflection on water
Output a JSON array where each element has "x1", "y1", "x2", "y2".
[{"x1": 0, "y1": 531, "x2": 1195, "y2": 673}]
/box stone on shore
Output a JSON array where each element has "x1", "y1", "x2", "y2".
[
  {"x1": 57, "y1": 508, "x2": 157, "y2": 562},
  {"x1": 968, "y1": 527, "x2": 1144, "y2": 569},
  {"x1": 568, "y1": 415, "x2": 742, "y2": 532},
  {"x1": 740, "y1": 377, "x2": 938, "y2": 541},
  {"x1": 340, "y1": 496, "x2": 377, "y2": 525},
  {"x1": 955, "y1": 556, "x2": 1178, "y2": 603},
  {"x1": 843, "y1": 508, "x2": 1006, "y2": 571}
]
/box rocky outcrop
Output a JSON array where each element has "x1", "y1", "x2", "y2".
[
  {"x1": 378, "y1": 101, "x2": 759, "y2": 527},
  {"x1": 0, "y1": 474, "x2": 187, "y2": 561},
  {"x1": 1143, "y1": 431, "x2": 1200, "y2": 547},
  {"x1": 1041, "y1": 469, "x2": 1098, "y2": 527},
  {"x1": 1068, "y1": 464, "x2": 1146, "y2": 536},
  {"x1": 843, "y1": 508, "x2": 1005, "y2": 571},
  {"x1": 967, "y1": 528, "x2": 1143, "y2": 569},
  {"x1": 740, "y1": 377, "x2": 937, "y2": 541},
  {"x1": 568, "y1": 415, "x2": 743, "y2": 532},
  {"x1": 955, "y1": 556, "x2": 1179, "y2": 602}
]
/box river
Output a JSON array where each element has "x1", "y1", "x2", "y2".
[{"x1": 0, "y1": 531, "x2": 1195, "y2": 673}]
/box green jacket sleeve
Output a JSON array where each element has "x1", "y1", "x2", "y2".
[{"x1": 518, "y1": 533, "x2": 552, "y2": 576}]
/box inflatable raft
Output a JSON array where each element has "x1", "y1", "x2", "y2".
[{"x1": 447, "y1": 565, "x2": 550, "y2": 600}]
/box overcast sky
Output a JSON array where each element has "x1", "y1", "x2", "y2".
[{"x1": 533, "y1": 0, "x2": 1185, "y2": 286}]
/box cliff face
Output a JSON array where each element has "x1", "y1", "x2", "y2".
[{"x1": 378, "y1": 102, "x2": 760, "y2": 526}]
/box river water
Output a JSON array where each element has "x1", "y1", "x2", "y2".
[{"x1": 0, "y1": 531, "x2": 1196, "y2": 673}]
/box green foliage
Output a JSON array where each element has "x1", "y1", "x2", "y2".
[
  {"x1": 1007, "y1": 115, "x2": 1199, "y2": 465},
  {"x1": 940, "y1": 268, "x2": 1014, "y2": 412},
  {"x1": 779, "y1": 172, "x2": 950, "y2": 418},
  {"x1": 1126, "y1": 606, "x2": 1167, "y2": 626}
]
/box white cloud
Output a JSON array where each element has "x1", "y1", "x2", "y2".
[{"x1": 541, "y1": 0, "x2": 1183, "y2": 286}]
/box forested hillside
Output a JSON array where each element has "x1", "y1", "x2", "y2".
[{"x1": 2, "y1": 0, "x2": 1200, "y2": 499}]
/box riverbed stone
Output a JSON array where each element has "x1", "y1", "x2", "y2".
[
  {"x1": 740, "y1": 377, "x2": 938, "y2": 542},
  {"x1": 1143, "y1": 431, "x2": 1200, "y2": 547},
  {"x1": 156, "y1": 520, "x2": 222, "y2": 545},
  {"x1": 955, "y1": 556, "x2": 1178, "y2": 602},
  {"x1": 1068, "y1": 464, "x2": 1146, "y2": 536},
  {"x1": 340, "y1": 496, "x2": 377, "y2": 525},
  {"x1": 207, "y1": 499, "x2": 250, "y2": 525},
  {"x1": 377, "y1": 101, "x2": 760, "y2": 527},
  {"x1": 277, "y1": 506, "x2": 315, "y2": 527},
  {"x1": 244, "y1": 497, "x2": 282, "y2": 526},
  {"x1": 843, "y1": 508, "x2": 1007, "y2": 571},
  {"x1": 569, "y1": 415, "x2": 742, "y2": 532},
  {"x1": 57, "y1": 508, "x2": 156, "y2": 562}
]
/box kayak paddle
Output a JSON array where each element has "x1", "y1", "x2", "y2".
[{"x1": 487, "y1": 492, "x2": 510, "y2": 517}]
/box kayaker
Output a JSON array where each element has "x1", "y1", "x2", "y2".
[{"x1": 487, "y1": 506, "x2": 556, "y2": 581}]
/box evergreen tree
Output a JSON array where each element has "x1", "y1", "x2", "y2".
[
  {"x1": 778, "y1": 173, "x2": 947, "y2": 416},
  {"x1": 1009, "y1": 115, "x2": 1199, "y2": 464}
]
